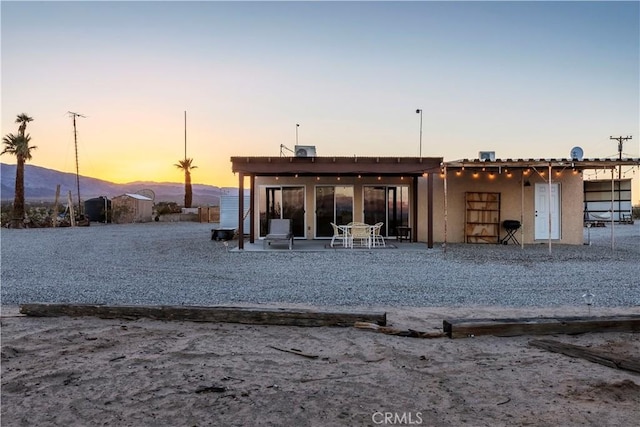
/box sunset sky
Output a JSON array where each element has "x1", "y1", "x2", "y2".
[{"x1": 2, "y1": 1, "x2": 638, "y2": 196}]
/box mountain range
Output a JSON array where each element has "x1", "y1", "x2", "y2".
[{"x1": 1, "y1": 163, "x2": 237, "y2": 206}]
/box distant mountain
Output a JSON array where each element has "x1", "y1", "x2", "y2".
[{"x1": 1, "y1": 163, "x2": 238, "y2": 206}]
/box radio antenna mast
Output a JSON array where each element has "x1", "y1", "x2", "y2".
[{"x1": 67, "y1": 111, "x2": 86, "y2": 215}]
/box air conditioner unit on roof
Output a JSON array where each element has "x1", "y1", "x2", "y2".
[
  {"x1": 295, "y1": 145, "x2": 317, "y2": 157},
  {"x1": 479, "y1": 151, "x2": 495, "y2": 161}
]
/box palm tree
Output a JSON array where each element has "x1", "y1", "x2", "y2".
[
  {"x1": 16, "y1": 113, "x2": 33, "y2": 138},
  {"x1": 2, "y1": 133, "x2": 37, "y2": 228},
  {"x1": 174, "y1": 158, "x2": 197, "y2": 208}
]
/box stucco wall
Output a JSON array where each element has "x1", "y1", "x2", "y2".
[
  {"x1": 422, "y1": 170, "x2": 584, "y2": 244},
  {"x1": 254, "y1": 170, "x2": 585, "y2": 245},
  {"x1": 254, "y1": 176, "x2": 413, "y2": 240}
]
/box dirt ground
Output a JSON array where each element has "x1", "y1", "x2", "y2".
[{"x1": 1, "y1": 305, "x2": 639, "y2": 427}]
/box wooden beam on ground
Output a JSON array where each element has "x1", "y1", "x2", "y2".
[
  {"x1": 529, "y1": 339, "x2": 640, "y2": 374},
  {"x1": 443, "y1": 315, "x2": 640, "y2": 339},
  {"x1": 19, "y1": 303, "x2": 387, "y2": 327}
]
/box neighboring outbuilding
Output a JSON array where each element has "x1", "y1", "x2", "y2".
[
  {"x1": 111, "y1": 193, "x2": 154, "y2": 224},
  {"x1": 84, "y1": 196, "x2": 111, "y2": 223}
]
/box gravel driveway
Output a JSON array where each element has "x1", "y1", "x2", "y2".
[{"x1": 1, "y1": 221, "x2": 638, "y2": 308}]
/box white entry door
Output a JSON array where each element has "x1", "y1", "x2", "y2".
[{"x1": 535, "y1": 183, "x2": 560, "y2": 240}]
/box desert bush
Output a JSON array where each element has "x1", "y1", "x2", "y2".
[{"x1": 155, "y1": 201, "x2": 181, "y2": 215}]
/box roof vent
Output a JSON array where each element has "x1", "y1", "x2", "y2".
[
  {"x1": 479, "y1": 151, "x2": 495, "y2": 161},
  {"x1": 295, "y1": 145, "x2": 317, "y2": 157}
]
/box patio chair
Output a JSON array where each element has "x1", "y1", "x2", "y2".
[
  {"x1": 349, "y1": 222, "x2": 372, "y2": 248},
  {"x1": 330, "y1": 222, "x2": 347, "y2": 247},
  {"x1": 371, "y1": 222, "x2": 385, "y2": 247},
  {"x1": 264, "y1": 219, "x2": 293, "y2": 250}
]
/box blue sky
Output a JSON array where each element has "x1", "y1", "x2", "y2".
[{"x1": 2, "y1": 1, "x2": 638, "y2": 195}]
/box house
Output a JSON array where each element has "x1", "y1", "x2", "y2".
[
  {"x1": 231, "y1": 156, "x2": 441, "y2": 249},
  {"x1": 111, "y1": 193, "x2": 154, "y2": 224},
  {"x1": 230, "y1": 153, "x2": 639, "y2": 249}
]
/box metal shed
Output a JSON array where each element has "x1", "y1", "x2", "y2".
[{"x1": 111, "y1": 193, "x2": 154, "y2": 224}]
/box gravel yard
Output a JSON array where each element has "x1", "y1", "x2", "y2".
[{"x1": 1, "y1": 221, "x2": 639, "y2": 308}]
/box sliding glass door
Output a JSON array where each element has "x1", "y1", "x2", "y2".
[
  {"x1": 259, "y1": 186, "x2": 305, "y2": 237},
  {"x1": 315, "y1": 186, "x2": 354, "y2": 238},
  {"x1": 363, "y1": 185, "x2": 409, "y2": 237}
]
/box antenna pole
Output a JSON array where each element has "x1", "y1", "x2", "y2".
[
  {"x1": 295, "y1": 123, "x2": 299, "y2": 146},
  {"x1": 184, "y1": 111, "x2": 187, "y2": 160},
  {"x1": 68, "y1": 111, "x2": 85, "y2": 216},
  {"x1": 416, "y1": 109, "x2": 423, "y2": 157}
]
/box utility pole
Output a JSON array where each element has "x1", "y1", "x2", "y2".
[
  {"x1": 609, "y1": 135, "x2": 632, "y2": 222},
  {"x1": 610, "y1": 135, "x2": 632, "y2": 179},
  {"x1": 68, "y1": 111, "x2": 86, "y2": 216}
]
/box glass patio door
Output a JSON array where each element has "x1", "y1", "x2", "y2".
[
  {"x1": 259, "y1": 186, "x2": 305, "y2": 237},
  {"x1": 363, "y1": 186, "x2": 409, "y2": 237},
  {"x1": 315, "y1": 186, "x2": 353, "y2": 238}
]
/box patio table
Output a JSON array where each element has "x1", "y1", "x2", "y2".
[{"x1": 338, "y1": 224, "x2": 374, "y2": 249}]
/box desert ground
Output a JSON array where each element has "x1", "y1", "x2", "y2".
[{"x1": 1, "y1": 222, "x2": 639, "y2": 426}]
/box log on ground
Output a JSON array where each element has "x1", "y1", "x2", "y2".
[
  {"x1": 443, "y1": 315, "x2": 640, "y2": 339},
  {"x1": 529, "y1": 339, "x2": 640, "y2": 374},
  {"x1": 19, "y1": 303, "x2": 387, "y2": 327}
]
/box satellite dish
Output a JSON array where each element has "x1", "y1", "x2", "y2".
[
  {"x1": 570, "y1": 146, "x2": 584, "y2": 161},
  {"x1": 136, "y1": 189, "x2": 155, "y2": 201}
]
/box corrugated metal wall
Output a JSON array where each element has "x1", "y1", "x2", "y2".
[
  {"x1": 220, "y1": 195, "x2": 251, "y2": 230},
  {"x1": 584, "y1": 179, "x2": 632, "y2": 221}
]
